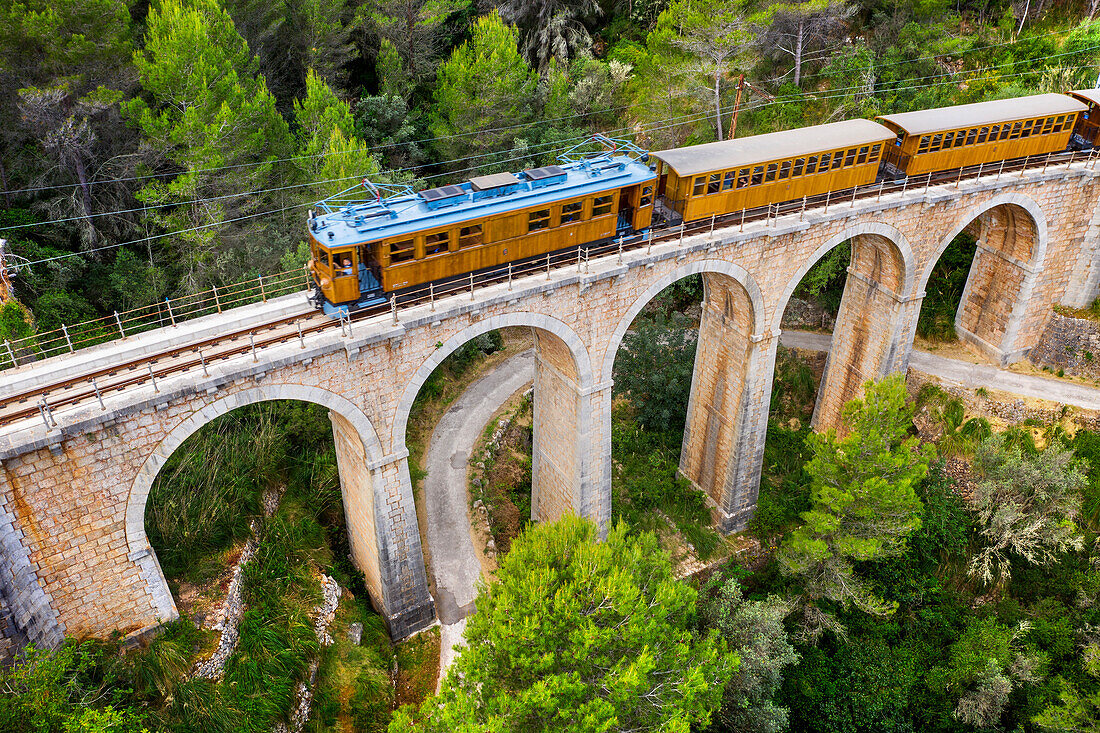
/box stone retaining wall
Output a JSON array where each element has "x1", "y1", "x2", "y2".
[{"x1": 1028, "y1": 312, "x2": 1100, "y2": 379}]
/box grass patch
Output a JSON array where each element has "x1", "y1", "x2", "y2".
[{"x1": 394, "y1": 628, "x2": 441, "y2": 709}]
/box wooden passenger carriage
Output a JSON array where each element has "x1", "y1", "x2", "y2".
[
  {"x1": 1068, "y1": 89, "x2": 1100, "y2": 146},
  {"x1": 876, "y1": 93, "x2": 1086, "y2": 176},
  {"x1": 649, "y1": 120, "x2": 895, "y2": 223},
  {"x1": 308, "y1": 147, "x2": 656, "y2": 310}
]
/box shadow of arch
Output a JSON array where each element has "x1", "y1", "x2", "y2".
[
  {"x1": 125, "y1": 384, "x2": 387, "y2": 625},
  {"x1": 920, "y1": 194, "x2": 1046, "y2": 363}
]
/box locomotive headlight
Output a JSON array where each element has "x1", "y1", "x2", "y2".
[{"x1": 319, "y1": 277, "x2": 332, "y2": 289}]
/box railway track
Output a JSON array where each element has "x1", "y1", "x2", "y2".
[{"x1": 0, "y1": 150, "x2": 1090, "y2": 431}]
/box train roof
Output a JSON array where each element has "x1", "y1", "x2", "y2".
[
  {"x1": 649, "y1": 119, "x2": 894, "y2": 177},
  {"x1": 1069, "y1": 89, "x2": 1100, "y2": 107},
  {"x1": 876, "y1": 93, "x2": 1086, "y2": 136},
  {"x1": 310, "y1": 154, "x2": 655, "y2": 248}
]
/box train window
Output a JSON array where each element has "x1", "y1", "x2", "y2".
[
  {"x1": 977, "y1": 127, "x2": 989, "y2": 143},
  {"x1": 318, "y1": 249, "x2": 330, "y2": 268},
  {"x1": 856, "y1": 146, "x2": 869, "y2": 165},
  {"x1": 1042, "y1": 116, "x2": 1055, "y2": 134},
  {"x1": 561, "y1": 201, "x2": 583, "y2": 224},
  {"x1": 778, "y1": 161, "x2": 791, "y2": 179},
  {"x1": 693, "y1": 177, "x2": 706, "y2": 197},
  {"x1": 843, "y1": 148, "x2": 857, "y2": 167},
  {"x1": 918, "y1": 135, "x2": 930, "y2": 153},
  {"x1": 720, "y1": 171, "x2": 734, "y2": 190},
  {"x1": 953, "y1": 131, "x2": 966, "y2": 147},
  {"x1": 895, "y1": 133, "x2": 904, "y2": 147},
  {"x1": 389, "y1": 239, "x2": 414, "y2": 263},
  {"x1": 1009, "y1": 121, "x2": 1023, "y2": 139},
  {"x1": 793, "y1": 158, "x2": 805, "y2": 176},
  {"x1": 1052, "y1": 115, "x2": 1066, "y2": 132},
  {"x1": 806, "y1": 156, "x2": 818, "y2": 174},
  {"x1": 765, "y1": 163, "x2": 777, "y2": 182},
  {"x1": 999, "y1": 124, "x2": 1011, "y2": 140},
  {"x1": 751, "y1": 166, "x2": 764, "y2": 185},
  {"x1": 334, "y1": 251, "x2": 355, "y2": 275},
  {"x1": 458, "y1": 224, "x2": 483, "y2": 248},
  {"x1": 424, "y1": 231, "x2": 450, "y2": 256},
  {"x1": 1020, "y1": 120, "x2": 1034, "y2": 138},
  {"x1": 942, "y1": 132, "x2": 955, "y2": 149},
  {"x1": 640, "y1": 186, "x2": 654, "y2": 206},
  {"x1": 528, "y1": 209, "x2": 551, "y2": 231},
  {"x1": 708, "y1": 173, "x2": 721, "y2": 194},
  {"x1": 929, "y1": 134, "x2": 942, "y2": 151},
  {"x1": 593, "y1": 195, "x2": 614, "y2": 216},
  {"x1": 736, "y1": 168, "x2": 750, "y2": 188},
  {"x1": 871, "y1": 143, "x2": 882, "y2": 160}
]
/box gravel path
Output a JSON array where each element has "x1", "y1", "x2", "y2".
[
  {"x1": 422, "y1": 350, "x2": 535, "y2": 681},
  {"x1": 779, "y1": 330, "x2": 1100, "y2": 410}
]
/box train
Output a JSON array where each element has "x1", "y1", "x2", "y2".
[{"x1": 306, "y1": 92, "x2": 1099, "y2": 316}]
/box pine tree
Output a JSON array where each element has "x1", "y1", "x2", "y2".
[
  {"x1": 429, "y1": 13, "x2": 537, "y2": 170},
  {"x1": 125, "y1": 0, "x2": 295, "y2": 292},
  {"x1": 778, "y1": 375, "x2": 934, "y2": 642},
  {"x1": 294, "y1": 69, "x2": 380, "y2": 202},
  {"x1": 391, "y1": 517, "x2": 736, "y2": 731}
]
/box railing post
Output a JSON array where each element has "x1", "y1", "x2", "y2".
[
  {"x1": 547, "y1": 251, "x2": 553, "y2": 279},
  {"x1": 740, "y1": 208, "x2": 746, "y2": 232},
  {"x1": 508, "y1": 262, "x2": 513, "y2": 290},
  {"x1": 679, "y1": 221, "x2": 685, "y2": 244},
  {"x1": 62, "y1": 324, "x2": 74, "y2": 352},
  {"x1": 901, "y1": 176, "x2": 908, "y2": 197},
  {"x1": 824, "y1": 190, "x2": 830, "y2": 214},
  {"x1": 710, "y1": 213, "x2": 716, "y2": 235},
  {"x1": 1020, "y1": 155, "x2": 1028, "y2": 178},
  {"x1": 213, "y1": 284, "x2": 222, "y2": 313},
  {"x1": 617, "y1": 236, "x2": 623, "y2": 265},
  {"x1": 391, "y1": 293, "x2": 399, "y2": 324},
  {"x1": 91, "y1": 377, "x2": 105, "y2": 410},
  {"x1": 585, "y1": 248, "x2": 591, "y2": 273},
  {"x1": 115, "y1": 311, "x2": 125, "y2": 338},
  {"x1": 977, "y1": 162, "x2": 984, "y2": 179},
  {"x1": 924, "y1": 171, "x2": 932, "y2": 194},
  {"x1": 1043, "y1": 152, "x2": 1051, "y2": 173},
  {"x1": 647, "y1": 228, "x2": 653, "y2": 254},
  {"x1": 297, "y1": 322, "x2": 305, "y2": 348},
  {"x1": 258, "y1": 274, "x2": 266, "y2": 302},
  {"x1": 577, "y1": 247, "x2": 583, "y2": 271},
  {"x1": 199, "y1": 348, "x2": 209, "y2": 376},
  {"x1": 3, "y1": 340, "x2": 16, "y2": 368},
  {"x1": 800, "y1": 195, "x2": 807, "y2": 220},
  {"x1": 39, "y1": 399, "x2": 54, "y2": 429},
  {"x1": 998, "y1": 159, "x2": 1005, "y2": 180},
  {"x1": 851, "y1": 185, "x2": 857, "y2": 207},
  {"x1": 148, "y1": 365, "x2": 158, "y2": 393},
  {"x1": 430, "y1": 282, "x2": 435, "y2": 311},
  {"x1": 165, "y1": 298, "x2": 177, "y2": 327},
  {"x1": 955, "y1": 166, "x2": 963, "y2": 188},
  {"x1": 249, "y1": 332, "x2": 258, "y2": 361},
  {"x1": 470, "y1": 271, "x2": 475, "y2": 301}
]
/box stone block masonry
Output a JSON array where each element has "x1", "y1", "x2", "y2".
[{"x1": 3, "y1": 158, "x2": 1100, "y2": 659}]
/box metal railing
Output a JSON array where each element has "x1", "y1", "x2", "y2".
[
  {"x1": 3, "y1": 148, "x2": 1095, "y2": 430},
  {"x1": 2, "y1": 267, "x2": 312, "y2": 371}
]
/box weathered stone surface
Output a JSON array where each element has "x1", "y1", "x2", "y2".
[{"x1": 3, "y1": 159, "x2": 1100, "y2": 659}]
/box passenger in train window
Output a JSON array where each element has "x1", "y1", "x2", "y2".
[{"x1": 340, "y1": 257, "x2": 354, "y2": 276}]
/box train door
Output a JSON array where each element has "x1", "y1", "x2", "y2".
[
  {"x1": 330, "y1": 247, "x2": 360, "y2": 304},
  {"x1": 633, "y1": 182, "x2": 655, "y2": 231},
  {"x1": 617, "y1": 185, "x2": 637, "y2": 231},
  {"x1": 358, "y1": 243, "x2": 383, "y2": 294}
]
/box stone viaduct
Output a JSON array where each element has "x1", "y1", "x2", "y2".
[{"x1": 3, "y1": 159, "x2": 1100, "y2": 656}]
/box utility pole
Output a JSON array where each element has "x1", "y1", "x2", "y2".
[{"x1": 728, "y1": 76, "x2": 775, "y2": 141}]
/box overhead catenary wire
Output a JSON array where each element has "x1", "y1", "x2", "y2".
[
  {"x1": 10, "y1": 59, "x2": 1099, "y2": 270},
  {"x1": 4, "y1": 22, "x2": 1100, "y2": 200}
]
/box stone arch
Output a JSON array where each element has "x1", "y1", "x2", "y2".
[
  {"x1": 391, "y1": 313, "x2": 596, "y2": 525},
  {"x1": 126, "y1": 384, "x2": 388, "y2": 626},
  {"x1": 601, "y1": 260, "x2": 768, "y2": 532},
  {"x1": 770, "y1": 221, "x2": 916, "y2": 333},
  {"x1": 921, "y1": 193, "x2": 1046, "y2": 363},
  {"x1": 600, "y1": 259, "x2": 766, "y2": 385},
  {"x1": 768, "y1": 223, "x2": 914, "y2": 431}
]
